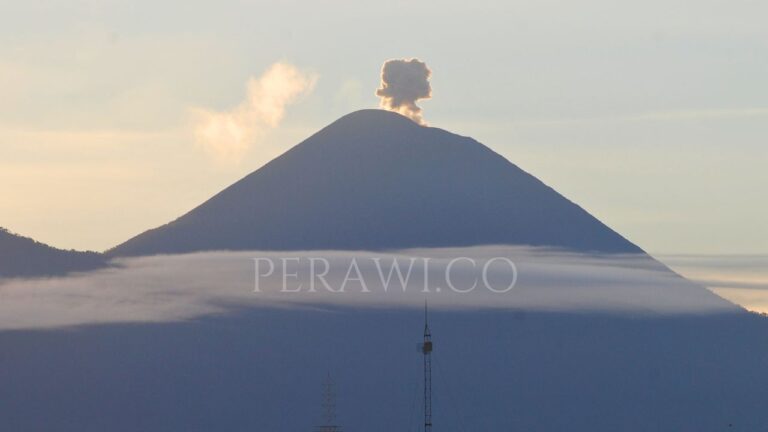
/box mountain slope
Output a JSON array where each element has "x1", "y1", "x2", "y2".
[
  {"x1": 0, "y1": 228, "x2": 106, "y2": 278},
  {"x1": 111, "y1": 109, "x2": 642, "y2": 256},
  {"x1": 2, "y1": 307, "x2": 767, "y2": 431}
]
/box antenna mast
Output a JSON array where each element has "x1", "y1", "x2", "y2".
[
  {"x1": 421, "y1": 301, "x2": 433, "y2": 432},
  {"x1": 315, "y1": 374, "x2": 341, "y2": 432}
]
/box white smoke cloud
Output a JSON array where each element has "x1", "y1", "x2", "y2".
[
  {"x1": 376, "y1": 58, "x2": 432, "y2": 125},
  {"x1": 192, "y1": 62, "x2": 317, "y2": 163}
]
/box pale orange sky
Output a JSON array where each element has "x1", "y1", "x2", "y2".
[{"x1": 1, "y1": 0, "x2": 766, "y2": 254}]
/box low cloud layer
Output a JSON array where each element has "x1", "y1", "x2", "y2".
[
  {"x1": 192, "y1": 62, "x2": 317, "y2": 163},
  {"x1": 376, "y1": 58, "x2": 432, "y2": 125},
  {"x1": 0, "y1": 247, "x2": 739, "y2": 331},
  {"x1": 660, "y1": 254, "x2": 768, "y2": 313}
]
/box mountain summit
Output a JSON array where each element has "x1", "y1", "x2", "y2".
[{"x1": 110, "y1": 110, "x2": 642, "y2": 256}]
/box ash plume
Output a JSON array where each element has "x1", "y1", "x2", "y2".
[{"x1": 375, "y1": 58, "x2": 432, "y2": 125}]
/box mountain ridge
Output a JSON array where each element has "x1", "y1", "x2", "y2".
[{"x1": 0, "y1": 227, "x2": 106, "y2": 278}]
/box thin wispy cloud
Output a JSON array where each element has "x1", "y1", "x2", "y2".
[
  {"x1": 512, "y1": 108, "x2": 768, "y2": 127},
  {"x1": 191, "y1": 62, "x2": 317, "y2": 163},
  {"x1": 660, "y1": 254, "x2": 768, "y2": 313}
]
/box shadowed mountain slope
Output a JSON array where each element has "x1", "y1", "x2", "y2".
[
  {"x1": 111, "y1": 110, "x2": 642, "y2": 256},
  {"x1": 0, "y1": 228, "x2": 106, "y2": 278}
]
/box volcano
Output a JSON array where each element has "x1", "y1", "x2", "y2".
[
  {"x1": 110, "y1": 110, "x2": 642, "y2": 256},
  {"x1": 7, "y1": 111, "x2": 768, "y2": 432}
]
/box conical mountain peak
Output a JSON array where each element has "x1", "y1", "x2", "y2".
[{"x1": 110, "y1": 111, "x2": 642, "y2": 256}]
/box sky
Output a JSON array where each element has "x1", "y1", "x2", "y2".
[{"x1": 0, "y1": 0, "x2": 766, "y2": 255}]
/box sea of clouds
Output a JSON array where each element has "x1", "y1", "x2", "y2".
[{"x1": 0, "y1": 247, "x2": 744, "y2": 330}]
